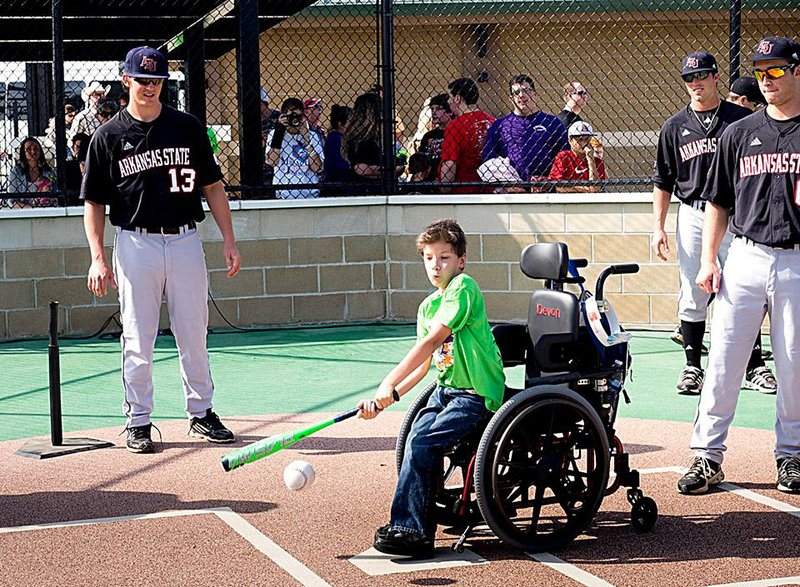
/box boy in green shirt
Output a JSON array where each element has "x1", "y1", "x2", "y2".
[{"x1": 359, "y1": 219, "x2": 505, "y2": 558}]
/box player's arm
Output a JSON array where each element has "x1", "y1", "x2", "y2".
[
  {"x1": 358, "y1": 357, "x2": 432, "y2": 420},
  {"x1": 203, "y1": 181, "x2": 241, "y2": 278},
  {"x1": 84, "y1": 200, "x2": 116, "y2": 297},
  {"x1": 652, "y1": 186, "x2": 672, "y2": 260},
  {"x1": 359, "y1": 322, "x2": 451, "y2": 419},
  {"x1": 696, "y1": 201, "x2": 730, "y2": 294}
]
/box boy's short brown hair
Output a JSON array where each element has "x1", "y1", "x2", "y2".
[{"x1": 416, "y1": 219, "x2": 467, "y2": 258}]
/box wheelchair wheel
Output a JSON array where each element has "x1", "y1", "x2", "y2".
[
  {"x1": 395, "y1": 381, "x2": 437, "y2": 475},
  {"x1": 474, "y1": 385, "x2": 610, "y2": 552}
]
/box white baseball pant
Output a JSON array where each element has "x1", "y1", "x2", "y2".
[
  {"x1": 114, "y1": 227, "x2": 214, "y2": 428},
  {"x1": 676, "y1": 202, "x2": 733, "y2": 322},
  {"x1": 691, "y1": 237, "x2": 800, "y2": 463}
]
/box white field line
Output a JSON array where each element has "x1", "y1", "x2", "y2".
[
  {"x1": 0, "y1": 507, "x2": 331, "y2": 587},
  {"x1": 717, "y1": 482, "x2": 800, "y2": 519},
  {"x1": 0, "y1": 507, "x2": 225, "y2": 533},
  {"x1": 528, "y1": 552, "x2": 615, "y2": 587},
  {"x1": 215, "y1": 509, "x2": 331, "y2": 587}
]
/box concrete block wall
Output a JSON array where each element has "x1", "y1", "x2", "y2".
[
  {"x1": 0, "y1": 194, "x2": 679, "y2": 339},
  {"x1": 385, "y1": 195, "x2": 679, "y2": 329}
]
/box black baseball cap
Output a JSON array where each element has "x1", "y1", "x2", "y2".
[
  {"x1": 123, "y1": 46, "x2": 169, "y2": 79},
  {"x1": 730, "y1": 76, "x2": 766, "y2": 105},
  {"x1": 681, "y1": 51, "x2": 718, "y2": 75},
  {"x1": 751, "y1": 36, "x2": 800, "y2": 64}
]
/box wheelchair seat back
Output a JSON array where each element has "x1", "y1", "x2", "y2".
[
  {"x1": 519, "y1": 241, "x2": 569, "y2": 281},
  {"x1": 528, "y1": 289, "x2": 580, "y2": 372}
]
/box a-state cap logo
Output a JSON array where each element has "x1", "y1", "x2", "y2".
[
  {"x1": 757, "y1": 40, "x2": 774, "y2": 55},
  {"x1": 749, "y1": 137, "x2": 762, "y2": 146},
  {"x1": 140, "y1": 55, "x2": 158, "y2": 72},
  {"x1": 686, "y1": 57, "x2": 699, "y2": 68},
  {"x1": 682, "y1": 128, "x2": 691, "y2": 136}
]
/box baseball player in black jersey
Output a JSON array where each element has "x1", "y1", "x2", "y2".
[
  {"x1": 652, "y1": 50, "x2": 776, "y2": 396},
  {"x1": 82, "y1": 46, "x2": 242, "y2": 454},
  {"x1": 677, "y1": 36, "x2": 800, "y2": 495}
]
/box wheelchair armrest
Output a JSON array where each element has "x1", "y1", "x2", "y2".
[{"x1": 491, "y1": 323, "x2": 529, "y2": 367}]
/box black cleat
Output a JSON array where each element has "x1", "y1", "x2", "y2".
[
  {"x1": 777, "y1": 457, "x2": 800, "y2": 493},
  {"x1": 189, "y1": 409, "x2": 235, "y2": 443},
  {"x1": 678, "y1": 456, "x2": 724, "y2": 494},
  {"x1": 126, "y1": 423, "x2": 155, "y2": 453},
  {"x1": 373, "y1": 528, "x2": 435, "y2": 559}
]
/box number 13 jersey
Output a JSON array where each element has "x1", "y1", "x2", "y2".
[{"x1": 81, "y1": 105, "x2": 223, "y2": 228}]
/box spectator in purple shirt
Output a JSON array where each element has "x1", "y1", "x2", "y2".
[{"x1": 481, "y1": 74, "x2": 568, "y2": 191}]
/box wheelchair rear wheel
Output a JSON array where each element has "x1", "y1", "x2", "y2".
[
  {"x1": 474, "y1": 385, "x2": 610, "y2": 552},
  {"x1": 395, "y1": 381, "x2": 437, "y2": 475}
]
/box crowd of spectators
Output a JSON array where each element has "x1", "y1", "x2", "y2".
[
  {"x1": 258, "y1": 74, "x2": 612, "y2": 199},
  {"x1": 1, "y1": 79, "x2": 120, "y2": 208},
  {"x1": 7, "y1": 68, "x2": 759, "y2": 204}
]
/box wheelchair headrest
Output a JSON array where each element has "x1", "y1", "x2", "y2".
[{"x1": 520, "y1": 242, "x2": 569, "y2": 281}]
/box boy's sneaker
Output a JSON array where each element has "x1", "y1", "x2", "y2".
[
  {"x1": 126, "y1": 424, "x2": 154, "y2": 454},
  {"x1": 373, "y1": 528, "x2": 435, "y2": 559},
  {"x1": 677, "y1": 366, "x2": 704, "y2": 395},
  {"x1": 677, "y1": 456, "x2": 724, "y2": 494},
  {"x1": 744, "y1": 365, "x2": 777, "y2": 394},
  {"x1": 776, "y1": 457, "x2": 800, "y2": 493},
  {"x1": 374, "y1": 524, "x2": 392, "y2": 542},
  {"x1": 189, "y1": 409, "x2": 235, "y2": 443}
]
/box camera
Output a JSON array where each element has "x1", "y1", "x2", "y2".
[{"x1": 285, "y1": 112, "x2": 303, "y2": 127}]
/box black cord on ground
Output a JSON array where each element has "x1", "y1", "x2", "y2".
[{"x1": 0, "y1": 310, "x2": 123, "y2": 345}]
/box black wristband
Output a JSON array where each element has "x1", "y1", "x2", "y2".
[
  {"x1": 270, "y1": 123, "x2": 286, "y2": 149},
  {"x1": 392, "y1": 388, "x2": 400, "y2": 402}
]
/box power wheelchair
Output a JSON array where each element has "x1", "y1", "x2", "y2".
[{"x1": 395, "y1": 241, "x2": 657, "y2": 553}]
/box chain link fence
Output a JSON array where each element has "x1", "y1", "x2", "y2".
[{"x1": 0, "y1": 0, "x2": 797, "y2": 205}]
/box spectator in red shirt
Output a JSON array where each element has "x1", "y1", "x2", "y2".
[
  {"x1": 439, "y1": 78, "x2": 495, "y2": 193},
  {"x1": 549, "y1": 121, "x2": 606, "y2": 193}
]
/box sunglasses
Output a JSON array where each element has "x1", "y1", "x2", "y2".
[
  {"x1": 753, "y1": 64, "x2": 797, "y2": 82},
  {"x1": 681, "y1": 71, "x2": 711, "y2": 83},
  {"x1": 511, "y1": 87, "x2": 534, "y2": 96},
  {"x1": 132, "y1": 78, "x2": 163, "y2": 87},
  {"x1": 572, "y1": 90, "x2": 588, "y2": 96}
]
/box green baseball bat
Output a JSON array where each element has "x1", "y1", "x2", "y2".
[{"x1": 221, "y1": 407, "x2": 360, "y2": 472}]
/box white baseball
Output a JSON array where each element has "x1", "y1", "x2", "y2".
[{"x1": 283, "y1": 460, "x2": 315, "y2": 491}]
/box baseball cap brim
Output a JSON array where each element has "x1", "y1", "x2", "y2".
[
  {"x1": 124, "y1": 71, "x2": 169, "y2": 79},
  {"x1": 681, "y1": 66, "x2": 716, "y2": 75}
]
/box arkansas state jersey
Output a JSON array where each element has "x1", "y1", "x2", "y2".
[
  {"x1": 652, "y1": 101, "x2": 751, "y2": 204},
  {"x1": 703, "y1": 111, "x2": 800, "y2": 246},
  {"x1": 81, "y1": 105, "x2": 222, "y2": 227}
]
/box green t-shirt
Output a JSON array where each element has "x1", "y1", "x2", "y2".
[{"x1": 417, "y1": 273, "x2": 505, "y2": 411}]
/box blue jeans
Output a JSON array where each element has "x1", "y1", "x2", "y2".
[{"x1": 390, "y1": 385, "x2": 490, "y2": 538}]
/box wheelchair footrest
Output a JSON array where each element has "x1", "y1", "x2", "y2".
[{"x1": 613, "y1": 452, "x2": 641, "y2": 489}]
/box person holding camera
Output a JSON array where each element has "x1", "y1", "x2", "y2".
[{"x1": 266, "y1": 97, "x2": 324, "y2": 199}]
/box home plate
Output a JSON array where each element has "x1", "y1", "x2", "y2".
[{"x1": 349, "y1": 546, "x2": 488, "y2": 576}]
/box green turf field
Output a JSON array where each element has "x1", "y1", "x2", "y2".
[{"x1": 0, "y1": 325, "x2": 776, "y2": 442}]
